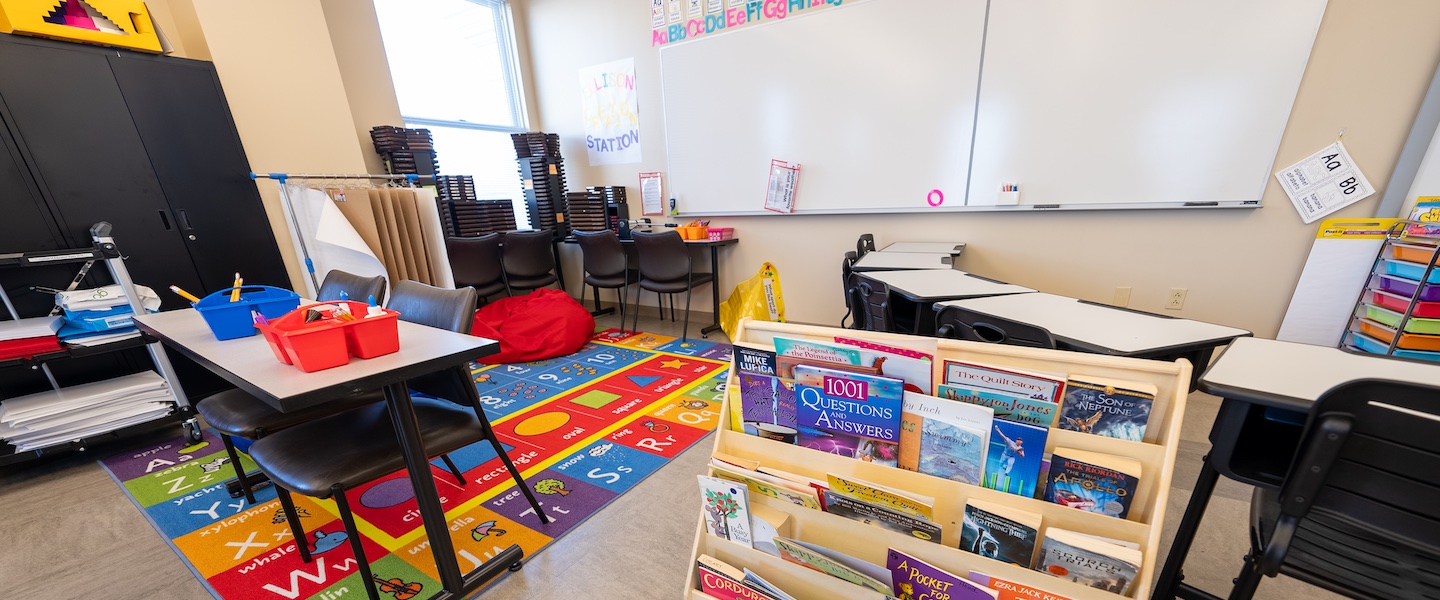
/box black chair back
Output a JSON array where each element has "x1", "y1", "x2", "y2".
[
  {"x1": 841, "y1": 251, "x2": 860, "y2": 328},
  {"x1": 632, "y1": 230, "x2": 689, "y2": 282},
  {"x1": 933, "y1": 304, "x2": 1057, "y2": 348},
  {"x1": 501, "y1": 230, "x2": 557, "y2": 279},
  {"x1": 856, "y1": 233, "x2": 876, "y2": 258},
  {"x1": 445, "y1": 233, "x2": 504, "y2": 290},
  {"x1": 317, "y1": 270, "x2": 387, "y2": 305},
  {"x1": 1251, "y1": 379, "x2": 1440, "y2": 596},
  {"x1": 853, "y1": 275, "x2": 893, "y2": 332},
  {"x1": 386, "y1": 281, "x2": 478, "y2": 404},
  {"x1": 574, "y1": 230, "x2": 627, "y2": 278}
]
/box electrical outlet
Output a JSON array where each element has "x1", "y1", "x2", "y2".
[
  {"x1": 1167, "y1": 287, "x2": 1188, "y2": 310},
  {"x1": 1113, "y1": 286, "x2": 1132, "y2": 307}
]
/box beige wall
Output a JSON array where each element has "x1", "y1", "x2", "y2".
[
  {"x1": 321, "y1": 0, "x2": 405, "y2": 175},
  {"x1": 521, "y1": 0, "x2": 1440, "y2": 337}
]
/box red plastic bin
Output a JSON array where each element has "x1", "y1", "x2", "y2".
[{"x1": 257, "y1": 302, "x2": 399, "y2": 372}]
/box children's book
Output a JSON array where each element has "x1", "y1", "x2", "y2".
[
  {"x1": 1057, "y1": 375, "x2": 1156, "y2": 442},
  {"x1": 967, "y1": 572, "x2": 1073, "y2": 600},
  {"x1": 898, "y1": 391, "x2": 992, "y2": 485},
  {"x1": 712, "y1": 451, "x2": 760, "y2": 472},
  {"x1": 739, "y1": 373, "x2": 798, "y2": 438},
  {"x1": 758, "y1": 466, "x2": 830, "y2": 509},
  {"x1": 835, "y1": 336, "x2": 936, "y2": 393},
  {"x1": 826, "y1": 473, "x2": 934, "y2": 520},
  {"x1": 794, "y1": 365, "x2": 904, "y2": 464},
  {"x1": 736, "y1": 344, "x2": 779, "y2": 376},
  {"x1": 710, "y1": 462, "x2": 823, "y2": 511},
  {"x1": 743, "y1": 568, "x2": 796, "y2": 600},
  {"x1": 1042, "y1": 448, "x2": 1142, "y2": 519},
  {"x1": 823, "y1": 490, "x2": 943, "y2": 544},
  {"x1": 699, "y1": 475, "x2": 753, "y2": 546},
  {"x1": 773, "y1": 537, "x2": 893, "y2": 594},
  {"x1": 938, "y1": 384, "x2": 1059, "y2": 428},
  {"x1": 1034, "y1": 528, "x2": 1142, "y2": 596},
  {"x1": 795, "y1": 425, "x2": 900, "y2": 467},
  {"x1": 697, "y1": 556, "x2": 779, "y2": 600},
  {"x1": 943, "y1": 360, "x2": 1066, "y2": 404},
  {"x1": 749, "y1": 502, "x2": 793, "y2": 557},
  {"x1": 984, "y1": 419, "x2": 1049, "y2": 497},
  {"x1": 774, "y1": 336, "x2": 866, "y2": 366},
  {"x1": 887, "y1": 548, "x2": 998, "y2": 600},
  {"x1": 698, "y1": 554, "x2": 747, "y2": 582},
  {"x1": 960, "y1": 498, "x2": 1041, "y2": 567}
]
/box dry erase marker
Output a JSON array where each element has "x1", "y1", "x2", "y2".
[
  {"x1": 170, "y1": 285, "x2": 201, "y2": 303},
  {"x1": 230, "y1": 272, "x2": 243, "y2": 302}
]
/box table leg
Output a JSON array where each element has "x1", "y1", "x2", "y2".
[
  {"x1": 1153, "y1": 455, "x2": 1222, "y2": 599},
  {"x1": 702, "y1": 245, "x2": 723, "y2": 337},
  {"x1": 383, "y1": 382, "x2": 465, "y2": 593}
]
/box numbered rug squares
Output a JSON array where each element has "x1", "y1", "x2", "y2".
[{"x1": 99, "y1": 330, "x2": 731, "y2": 599}]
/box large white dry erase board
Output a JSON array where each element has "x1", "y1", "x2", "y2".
[{"x1": 659, "y1": 0, "x2": 1328, "y2": 216}]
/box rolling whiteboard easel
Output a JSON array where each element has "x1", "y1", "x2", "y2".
[{"x1": 660, "y1": 0, "x2": 1328, "y2": 216}]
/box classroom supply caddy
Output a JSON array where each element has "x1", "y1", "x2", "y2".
[
  {"x1": 686, "y1": 319, "x2": 1191, "y2": 600},
  {"x1": 706, "y1": 227, "x2": 734, "y2": 241},
  {"x1": 258, "y1": 301, "x2": 400, "y2": 372},
  {"x1": 193, "y1": 285, "x2": 301, "y2": 341},
  {"x1": 1343, "y1": 220, "x2": 1440, "y2": 362}
]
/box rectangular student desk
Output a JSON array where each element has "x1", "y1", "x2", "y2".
[
  {"x1": 1155, "y1": 338, "x2": 1440, "y2": 600},
  {"x1": 851, "y1": 251, "x2": 956, "y2": 272},
  {"x1": 860, "y1": 269, "x2": 1034, "y2": 335},
  {"x1": 134, "y1": 309, "x2": 516, "y2": 600},
  {"x1": 937, "y1": 292, "x2": 1251, "y2": 390},
  {"x1": 562, "y1": 235, "x2": 737, "y2": 336},
  {"x1": 880, "y1": 242, "x2": 966, "y2": 256}
]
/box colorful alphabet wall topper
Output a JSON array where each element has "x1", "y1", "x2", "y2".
[
  {"x1": 652, "y1": 0, "x2": 846, "y2": 47},
  {"x1": 578, "y1": 57, "x2": 642, "y2": 166},
  {"x1": 0, "y1": 0, "x2": 164, "y2": 53}
]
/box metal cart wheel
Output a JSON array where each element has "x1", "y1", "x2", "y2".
[{"x1": 183, "y1": 418, "x2": 203, "y2": 443}]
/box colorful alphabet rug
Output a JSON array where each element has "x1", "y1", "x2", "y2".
[{"x1": 100, "y1": 329, "x2": 731, "y2": 599}]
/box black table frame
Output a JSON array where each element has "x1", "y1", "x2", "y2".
[
  {"x1": 137, "y1": 320, "x2": 516, "y2": 600},
  {"x1": 562, "y1": 236, "x2": 738, "y2": 337}
]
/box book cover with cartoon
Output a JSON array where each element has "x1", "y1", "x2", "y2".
[{"x1": 1057, "y1": 376, "x2": 1154, "y2": 441}]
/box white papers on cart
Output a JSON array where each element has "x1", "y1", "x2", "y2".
[
  {"x1": 0, "y1": 316, "x2": 61, "y2": 341},
  {"x1": 0, "y1": 371, "x2": 175, "y2": 451},
  {"x1": 55, "y1": 285, "x2": 161, "y2": 313},
  {"x1": 1275, "y1": 141, "x2": 1375, "y2": 224}
]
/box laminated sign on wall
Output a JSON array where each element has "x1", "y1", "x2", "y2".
[
  {"x1": 578, "y1": 58, "x2": 642, "y2": 166},
  {"x1": 1275, "y1": 141, "x2": 1375, "y2": 224}
]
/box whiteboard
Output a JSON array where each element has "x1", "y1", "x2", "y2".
[
  {"x1": 660, "y1": 0, "x2": 1327, "y2": 216},
  {"x1": 967, "y1": 0, "x2": 1327, "y2": 208},
  {"x1": 660, "y1": 0, "x2": 988, "y2": 215}
]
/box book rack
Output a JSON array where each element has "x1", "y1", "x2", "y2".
[
  {"x1": 686, "y1": 319, "x2": 1192, "y2": 600},
  {"x1": 1342, "y1": 220, "x2": 1440, "y2": 362}
]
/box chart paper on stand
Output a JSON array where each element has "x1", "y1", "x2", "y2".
[{"x1": 1275, "y1": 141, "x2": 1374, "y2": 224}]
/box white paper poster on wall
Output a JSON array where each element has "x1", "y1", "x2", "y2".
[
  {"x1": 1276, "y1": 141, "x2": 1375, "y2": 224},
  {"x1": 651, "y1": 0, "x2": 665, "y2": 28},
  {"x1": 578, "y1": 58, "x2": 643, "y2": 166},
  {"x1": 707, "y1": 0, "x2": 722, "y2": 13},
  {"x1": 669, "y1": 0, "x2": 682, "y2": 23}
]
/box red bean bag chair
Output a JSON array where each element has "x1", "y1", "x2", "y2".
[{"x1": 471, "y1": 288, "x2": 595, "y2": 364}]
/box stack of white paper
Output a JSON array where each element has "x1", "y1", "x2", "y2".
[
  {"x1": 0, "y1": 316, "x2": 62, "y2": 341},
  {"x1": 55, "y1": 285, "x2": 161, "y2": 313},
  {"x1": 0, "y1": 371, "x2": 176, "y2": 451},
  {"x1": 62, "y1": 329, "x2": 142, "y2": 348}
]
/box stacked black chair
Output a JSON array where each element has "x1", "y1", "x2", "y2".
[
  {"x1": 631, "y1": 230, "x2": 713, "y2": 340},
  {"x1": 933, "y1": 304, "x2": 1056, "y2": 349},
  {"x1": 247, "y1": 282, "x2": 550, "y2": 600},
  {"x1": 573, "y1": 230, "x2": 637, "y2": 329},
  {"x1": 446, "y1": 233, "x2": 508, "y2": 303},
  {"x1": 1227, "y1": 379, "x2": 1440, "y2": 599},
  {"x1": 501, "y1": 230, "x2": 559, "y2": 295}
]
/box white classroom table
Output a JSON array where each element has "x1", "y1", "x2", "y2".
[
  {"x1": 880, "y1": 242, "x2": 966, "y2": 255},
  {"x1": 864, "y1": 269, "x2": 1033, "y2": 302},
  {"x1": 938, "y1": 292, "x2": 1251, "y2": 357},
  {"x1": 852, "y1": 251, "x2": 955, "y2": 272},
  {"x1": 1199, "y1": 336, "x2": 1440, "y2": 412}
]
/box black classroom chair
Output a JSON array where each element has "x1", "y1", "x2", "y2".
[
  {"x1": 501, "y1": 230, "x2": 559, "y2": 295},
  {"x1": 573, "y1": 230, "x2": 637, "y2": 329},
  {"x1": 246, "y1": 281, "x2": 550, "y2": 600},
  {"x1": 856, "y1": 233, "x2": 876, "y2": 258},
  {"x1": 1228, "y1": 379, "x2": 1440, "y2": 600},
  {"x1": 317, "y1": 270, "x2": 387, "y2": 305},
  {"x1": 630, "y1": 230, "x2": 713, "y2": 340},
  {"x1": 446, "y1": 233, "x2": 508, "y2": 303},
  {"x1": 933, "y1": 304, "x2": 1056, "y2": 348},
  {"x1": 840, "y1": 251, "x2": 861, "y2": 329},
  {"x1": 852, "y1": 274, "x2": 917, "y2": 334}
]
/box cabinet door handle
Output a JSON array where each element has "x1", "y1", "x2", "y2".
[
  {"x1": 157, "y1": 210, "x2": 172, "y2": 231},
  {"x1": 177, "y1": 209, "x2": 194, "y2": 231}
]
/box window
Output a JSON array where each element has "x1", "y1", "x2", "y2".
[{"x1": 374, "y1": 0, "x2": 530, "y2": 226}]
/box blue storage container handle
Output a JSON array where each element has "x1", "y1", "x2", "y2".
[{"x1": 194, "y1": 285, "x2": 298, "y2": 307}]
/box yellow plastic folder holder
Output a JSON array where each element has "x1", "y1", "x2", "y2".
[{"x1": 0, "y1": 0, "x2": 163, "y2": 53}]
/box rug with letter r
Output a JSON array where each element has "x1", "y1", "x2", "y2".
[{"x1": 98, "y1": 329, "x2": 731, "y2": 599}]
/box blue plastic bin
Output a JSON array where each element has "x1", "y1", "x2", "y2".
[{"x1": 195, "y1": 285, "x2": 302, "y2": 340}]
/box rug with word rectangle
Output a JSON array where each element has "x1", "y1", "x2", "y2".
[{"x1": 100, "y1": 330, "x2": 730, "y2": 599}]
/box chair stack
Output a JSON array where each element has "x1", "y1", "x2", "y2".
[
  {"x1": 511, "y1": 132, "x2": 569, "y2": 239},
  {"x1": 371, "y1": 126, "x2": 439, "y2": 184},
  {"x1": 442, "y1": 200, "x2": 518, "y2": 238},
  {"x1": 565, "y1": 190, "x2": 608, "y2": 233}
]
